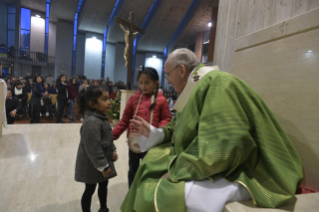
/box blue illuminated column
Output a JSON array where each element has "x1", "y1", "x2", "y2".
[
  {"x1": 101, "y1": 28, "x2": 107, "y2": 78},
  {"x1": 44, "y1": 0, "x2": 50, "y2": 55},
  {"x1": 161, "y1": 47, "x2": 167, "y2": 87},
  {"x1": 100, "y1": 0, "x2": 121, "y2": 79},
  {"x1": 72, "y1": 0, "x2": 83, "y2": 76}
]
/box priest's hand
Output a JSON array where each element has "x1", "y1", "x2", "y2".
[{"x1": 130, "y1": 116, "x2": 150, "y2": 138}]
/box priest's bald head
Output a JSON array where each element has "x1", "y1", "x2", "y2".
[{"x1": 164, "y1": 48, "x2": 199, "y2": 93}]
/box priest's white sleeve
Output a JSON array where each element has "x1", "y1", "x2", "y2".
[{"x1": 140, "y1": 125, "x2": 165, "y2": 152}]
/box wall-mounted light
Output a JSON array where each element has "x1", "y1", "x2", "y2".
[
  {"x1": 92, "y1": 37, "x2": 96, "y2": 39},
  {"x1": 153, "y1": 55, "x2": 157, "y2": 58},
  {"x1": 308, "y1": 50, "x2": 313, "y2": 53},
  {"x1": 207, "y1": 21, "x2": 212, "y2": 27},
  {"x1": 35, "y1": 15, "x2": 41, "y2": 18}
]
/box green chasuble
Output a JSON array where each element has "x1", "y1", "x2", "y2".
[{"x1": 121, "y1": 65, "x2": 303, "y2": 212}]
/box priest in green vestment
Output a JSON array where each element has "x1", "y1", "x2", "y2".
[{"x1": 121, "y1": 48, "x2": 303, "y2": 212}]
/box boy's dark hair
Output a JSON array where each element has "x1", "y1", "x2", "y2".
[
  {"x1": 137, "y1": 66, "x2": 159, "y2": 110},
  {"x1": 77, "y1": 85, "x2": 109, "y2": 115}
]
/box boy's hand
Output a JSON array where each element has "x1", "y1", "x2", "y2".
[
  {"x1": 113, "y1": 152, "x2": 118, "y2": 161},
  {"x1": 102, "y1": 168, "x2": 113, "y2": 178}
]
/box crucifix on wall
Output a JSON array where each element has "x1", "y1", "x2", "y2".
[{"x1": 116, "y1": 11, "x2": 145, "y2": 89}]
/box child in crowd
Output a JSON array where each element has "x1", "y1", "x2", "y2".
[
  {"x1": 67, "y1": 77, "x2": 78, "y2": 123},
  {"x1": 12, "y1": 80, "x2": 28, "y2": 116},
  {"x1": 110, "y1": 87, "x2": 117, "y2": 100},
  {"x1": 56, "y1": 74, "x2": 69, "y2": 123},
  {"x1": 30, "y1": 75, "x2": 45, "y2": 123},
  {"x1": 41, "y1": 83, "x2": 52, "y2": 117},
  {"x1": 112, "y1": 67, "x2": 171, "y2": 187},
  {"x1": 5, "y1": 89, "x2": 20, "y2": 124},
  {"x1": 75, "y1": 85, "x2": 118, "y2": 212}
]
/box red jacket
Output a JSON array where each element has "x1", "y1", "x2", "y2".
[
  {"x1": 112, "y1": 90, "x2": 171, "y2": 140},
  {"x1": 68, "y1": 83, "x2": 78, "y2": 100}
]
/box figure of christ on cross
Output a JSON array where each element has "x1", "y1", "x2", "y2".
[{"x1": 116, "y1": 12, "x2": 145, "y2": 89}]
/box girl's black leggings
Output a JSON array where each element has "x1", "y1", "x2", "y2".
[{"x1": 81, "y1": 180, "x2": 109, "y2": 212}]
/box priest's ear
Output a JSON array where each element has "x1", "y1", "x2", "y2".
[{"x1": 179, "y1": 64, "x2": 188, "y2": 79}]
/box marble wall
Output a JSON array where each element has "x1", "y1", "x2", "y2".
[
  {"x1": 214, "y1": 0, "x2": 319, "y2": 73},
  {"x1": 231, "y1": 7, "x2": 319, "y2": 191}
]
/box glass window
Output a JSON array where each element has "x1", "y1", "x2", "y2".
[
  {"x1": 20, "y1": 30, "x2": 30, "y2": 48},
  {"x1": 7, "y1": 30, "x2": 15, "y2": 47},
  {"x1": 8, "y1": 14, "x2": 15, "y2": 30},
  {"x1": 8, "y1": 5, "x2": 16, "y2": 14},
  {"x1": 21, "y1": 8, "x2": 31, "y2": 30}
]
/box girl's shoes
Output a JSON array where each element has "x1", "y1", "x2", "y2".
[
  {"x1": 98, "y1": 208, "x2": 109, "y2": 212},
  {"x1": 68, "y1": 118, "x2": 75, "y2": 123}
]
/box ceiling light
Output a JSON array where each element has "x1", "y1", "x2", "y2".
[
  {"x1": 92, "y1": 37, "x2": 96, "y2": 39},
  {"x1": 308, "y1": 50, "x2": 313, "y2": 53},
  {"x1": 208, "y1": 21, "x2": 212, "y2": 27},
  {"x1": 35, "y1": 15, "x2": 40, "y2": 18},
  {"x1": 153, "y1": 55, "x2": 156, "y2": 58}
]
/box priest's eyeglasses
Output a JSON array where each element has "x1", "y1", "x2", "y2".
[{"x1": 164, "y1": 65, "x2": 180, "y2": 79}]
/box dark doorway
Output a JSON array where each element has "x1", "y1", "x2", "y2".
[{"x1": 32, "y1": 66, "x2": 41, "y2": 76}]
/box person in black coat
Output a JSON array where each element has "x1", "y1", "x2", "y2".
[
  {"x1": 12, "y1": 80, "x2": 28, "y2": 116},
  {"x1": 56, "y1": 74, "x2": 69, "y2": 123},
  {"x1": 5, "y1": 89, "x2": 21, "y2": 124},
  {"x1": 29, "y1": 75, "x2": 45, "y2": 123}
]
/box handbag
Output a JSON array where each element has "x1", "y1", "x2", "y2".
[{"x1": 127, "y1": 94, "x2": 154, "y2": 153}]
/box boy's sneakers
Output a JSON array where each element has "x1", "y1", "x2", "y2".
[
  {"x1": 40, "y1": 113, "x2": 42, "y2": 117},
  {"x1": 46, "y1": 112, "x2": 50, "y2": 117},
  {"x1": 98, "y1": 209, "x2": 109, "y2": 212}
]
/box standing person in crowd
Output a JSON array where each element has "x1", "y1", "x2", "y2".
[
  {"x1": 42, "y1": 83, "x2": 52, "y2": 117},
  {"x1": 79, "y1": 79, "x2": 89, "y2": 93},
  {"x1": 12, "y1": 80, "x2": 28, "y2": 116},
  {"x1": 30, "y1": 75, "x2": 45, "y2": 123},
  {"x1": 110, "y1": 87, "x2": 117, "y2": 100},
  {"x1": 112, "y1": 67, "x2": 172, "y2": 187},
  {"x1": 105, "y1": 77, "x2": 110, "y2": 84},
  {"x1": 45, "y1": 74, "x2": 55, "y2": 86},
  {"x1": 5, "y1": 89, "x2": 21, "y2": 124},
  {"x1": 56, "y1": 74, "x2": 69, "y2": 123},
  {"x1": 49, "y1": 83, "x2": 57, "y2": 94},
  {"x1": 107, "y1": 81, "x2": 113, "y2": 95},
  {"x1": 24, "y1": 73, "x2": 32, "y2": 81},
  {"x1": 67, "y1": 77, "x2": 78, "y2": 123},
  {"x1": 11, "y1": 77, "x2": 17, "y2": 87},
  {"x1": 25, "y1": 79, "x2": 33, "y2": 93},
  {"x1": 7, "y1": 83, "x2": 12, "y2": 91},
  {"x1": 19, "y1": 76, "x2": 23, "y2": 81},
  {"x1": 75, "y1": 85, "x2": 118, "y2": 212}
]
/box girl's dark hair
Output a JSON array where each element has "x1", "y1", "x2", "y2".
[
  {"x1": 56, "y1": 74, "x2": 66, "y2": 83},
  {"x1": 77, "y1": 85, "x2": 109, "y2": 115},
  {"x1": 137, "y1": 66, "x2": 159, "y2": 110},
  {"x1": 33, "y1": 75, "x2": 44, "y2": 86}
]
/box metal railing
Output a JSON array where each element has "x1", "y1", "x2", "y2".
[{"x1": 0, "y1": 48, "x2": 55, "y2": 67}]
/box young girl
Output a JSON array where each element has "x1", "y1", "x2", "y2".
[
  {"x1": 30, "y1": 75, "x2": 44, "y2": 123},
  {"x1": 67, "y1": 77, "x2": 78, "y2": 122},
  {"x1": 112, "y1": 67, "x2": 172, "y2": 187},
  {"x1": 56, "y1": 74, "x2": 69, "y2": 123},
  {"x1": 75, "y1": 85, "x2": 118, "y2": 212}
]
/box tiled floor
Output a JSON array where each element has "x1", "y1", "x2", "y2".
[{"x1": 0, "y1": 124, "x2": 129, "y2": 212}]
